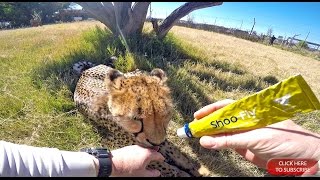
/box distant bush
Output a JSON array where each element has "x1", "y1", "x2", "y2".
[{"x1": 298, "y1": 40, "x2": 309, "y2": 49}]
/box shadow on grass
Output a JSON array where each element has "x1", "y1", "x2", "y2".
[
  {"x1": 32, "y1": 26, "x2": 126, "y2": 94},
  {"x1": 32, "y1": 26, "x2": 278, "y2": 177}
]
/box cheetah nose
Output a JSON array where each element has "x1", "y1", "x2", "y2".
[{"x1": 146, "y1": 139, "x2": 161, "y2": 147}]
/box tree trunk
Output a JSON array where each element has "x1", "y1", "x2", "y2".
[
  {"x1": 77, "y1": 2, "x2": 117, "y2": 34},
  {"x1": 77, "y1": 2, "x2": 150, "y2": 37}
]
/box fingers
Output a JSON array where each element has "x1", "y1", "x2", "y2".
[
  {"x1": 235, "y1": 148, "x2": 267, "y2": 168},
  {"x1": 234, "y1": 148, "x2": 251, "y2": 158},
  {"x1": 143, "y1": 150, "x2": 164, "y2": 177},
  {"x1": 200, "y1": 133, "x2": 268, "y2": 168},
  {"x1": 194, "y1": 99, "x2": 235, "y2": 120},
  {"x1": 147, "y1": 150, "x2": 165, "y2": 162},
  {"x1": 199, "y1": 131, "x2": 251, "y2": 150},
  {"x1": 143, "y1": 169, "x2": 161, "y2": 177}
]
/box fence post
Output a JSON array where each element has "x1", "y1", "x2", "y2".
[
  {"x1": 300, "y1": 31, "x2": 310, "y2": 49},
  {"x1": 249, "y1": 18, "x2": 255, "y2": 37}
]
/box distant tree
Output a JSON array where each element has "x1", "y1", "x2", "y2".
[
  {"x1": 252, "y1": 30, "x2": 257, "y2": 36},
  {"x1": 259, "y1": 33, "x2": 265, "y2": 41},
  {"x1": 0, "y1": 2, "x2": 31, "y2": 27},
  {"x1": 267, "y1": 27, "x2": 273, "y2": 37},
  {"x1": 30, "y1": 10, "x2": 42, "y2": 27},
  {"x1": 186, "y1": 13, "x2": 195, "y2": 25},
  {"x1": 36, "y1": 2, "x2": 70, "y2": 24},
  {"x1": 0, "y1": 3, "x2": 12, "y2": 21},
  {"x1": 0, "y1": 2, "x2": 70, "y2": 27}
]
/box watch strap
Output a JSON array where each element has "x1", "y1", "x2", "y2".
[
  {"x1": 97, "y1": 156, "x2": 112, "y2": 177},
  {"x1": 80, "y1": 148, "x2": 112, "y2": 177}
]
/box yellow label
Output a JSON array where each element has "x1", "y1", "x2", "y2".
[{"x1": 188, "y1": 74, "x2": 320, "y2": 138}]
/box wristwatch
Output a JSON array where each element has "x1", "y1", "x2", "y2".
[{"x1": 80, "y1": 147, "x2": 112, "y2": 177}]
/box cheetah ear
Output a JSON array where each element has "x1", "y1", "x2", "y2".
[
  {"x1": 105, "y1": 69, "x2": 124, "y2": 90},
  {"x1": 150, "y1": 68, "x2": 167, "y2": 82},
  {"x1": 108, "y1": 69, "x2": 123, "y2": 81}
]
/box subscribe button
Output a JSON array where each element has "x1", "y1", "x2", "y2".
[{"x1": 267, "y1": 158, "x2": 319, "y2": 176}]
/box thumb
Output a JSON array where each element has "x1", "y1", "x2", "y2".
[
  {"x1": 200, "y1": 131, "x2": 252, "y2": 149},
  {"x1": 148, "y1": 151, "x2": 165, "y2": 162},
  {"x1": 143, "y1": 169, "x2": 161, "y2": 177},
  {"x1": 194, "y1": 99, "x2": 235, "y2": 120}
]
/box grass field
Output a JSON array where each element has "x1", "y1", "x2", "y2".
[{"x1": 0, "y1": 20, "x2": 319, "y2": 177}]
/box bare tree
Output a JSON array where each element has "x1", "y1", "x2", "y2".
[
  {"x1": 76, "y1": 2, "x2": 223, "y2": 39},
  {"x1": 186, "y1": 13, "x2": 195, "y2": 25},
  {"x1": 30, "y1": 11, "x2": 42, "y2": 27},
  {"x1": 266, "y1": 27, "x2": 273, "y2": 37}
]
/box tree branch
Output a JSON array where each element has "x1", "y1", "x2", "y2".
[
  {"x1": 131, "y1": 2, "x2": 150, "y2": 34},
  {"x1": 156, "y1": 2, "x2": 223, "y2": 39},
  {"x1": 113, "y1": 2, "x2": 132, "y2": 36},
  {"x1": 76, "y1": 2, "x2": 117, "y2": 33},
  {"x1": 113, "y1": 2, "x2": 132, "y2": 34}
]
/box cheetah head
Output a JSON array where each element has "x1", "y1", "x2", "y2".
[{"x1": 98, "y1": 68, "x2": 173, "y2": 147}]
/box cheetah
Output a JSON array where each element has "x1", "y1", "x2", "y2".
[{"x1": 73, "y1": 63, "x2": 202, "y2": 177}]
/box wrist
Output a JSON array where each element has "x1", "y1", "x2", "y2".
[
  {"x1": 92, "y1": 156, "x2": 100, "y2": 176},
  {"x1": 310, "y1": 132, "x2": 320, "y2": 161},
  {"x1": 109, "y1": 150, "x2": 126, "y2": 177},
  {"x1": 109, "y1": 151, "x2": 120, "y2": 177},
  {"x1": 316, "y1": 138, "x2": 320, "y2": 159}
]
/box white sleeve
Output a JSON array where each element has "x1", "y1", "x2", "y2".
[{"x1": 0, "y1": 141, "x2": 97, "y2": 177}]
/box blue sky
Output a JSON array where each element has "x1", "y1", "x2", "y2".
[
  {"x1": 148, "y1": 2, "x2": 320, "y2": 45},
  {"x1": 73, "y1": 2, "x2": 320, "y2": 45}
]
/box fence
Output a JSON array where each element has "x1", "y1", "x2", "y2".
[{"x1": 148, "y1": 9, "x2": 319, "y2": 51}]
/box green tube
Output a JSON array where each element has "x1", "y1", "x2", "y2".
[{"x1": 177, "y1": 74, "x2": 320, "y2": 138}]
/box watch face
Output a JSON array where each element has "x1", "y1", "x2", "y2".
[{"x1": 80, "y1": 148, "x2": 110, "y2": 158}]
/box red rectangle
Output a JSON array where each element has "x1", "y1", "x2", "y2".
[{"x1": 267, "y1": 158, "x2": 318, "y2": 176}]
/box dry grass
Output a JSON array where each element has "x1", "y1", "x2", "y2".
[
  {"x1": 170, "y1": 26, "x2": 320, "y2": 98},
  {"x1": 0, "y1": 21, "x2": 319, "y2": 177},
  {"x1": 165, "y1": 25, "x2": 320, "y2": 177}
]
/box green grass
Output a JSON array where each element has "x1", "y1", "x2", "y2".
[
  {"x1": 0, "y1": 22, "x2": 103, "y2": 150},
  {"x1": 0, "y1": 21, "x2": 319, "y2": 177}
]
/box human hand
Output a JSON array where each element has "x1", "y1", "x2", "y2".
[
  {"x1": 109, "y1": 145, "x2": 164, "y2": 177},
  {"x1": 194, "y1": 99, "x2": 320, "y2": 169}
]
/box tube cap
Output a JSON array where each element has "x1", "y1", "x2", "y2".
[{"x1": 177, "y1": 127, "x2": 188, "y2": 138}]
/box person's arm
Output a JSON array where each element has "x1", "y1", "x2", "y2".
[
  {"x1": 0, "y1": 141, "x2": 164, "y2": 177},
  {"x1": 0, "y1": 140, "x2": 97, "y2": 177}
]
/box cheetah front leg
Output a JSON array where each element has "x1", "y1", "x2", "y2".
[
  {"x1": 158, "y1": 140, "x2": 202, "y2": 177},
  {"x1": 148, "y1": 161, "x2": 191, "y2": 177}
]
